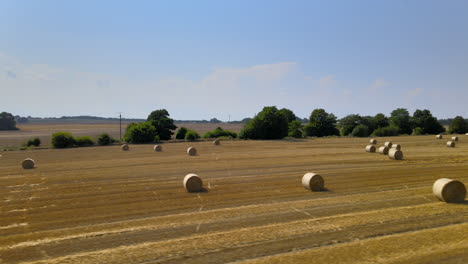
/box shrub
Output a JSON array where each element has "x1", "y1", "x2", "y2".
[
  {"x1": 153, "y1": 135, "x2": 160, "y2": 143},
  {"x1": 26, "y1": 137, "x2": 41, "y2": 147},
  {"x1": 75, "y1": 136, "x2": 95, "y2": 147},
  {"x1": 203, "y1": 127, "x2": 237, "y2": 138},
  {"x1": 185, "y1": 130, "x2": 200, "y2": 141},
  {"x1": 176, "y1": 127, "x2": 188, "y2": 139},
  {"x1": 288, "y1": 120, "x2": 303, "y2": 138},
  {"x1": 412, "y1": 127, "x2": 424, "y2": 135},
  {"x1": 97, "y1": 133, "x2": 112, "y2": 145},
  {"x1": 123, "y1": 122, "x2": 157, "y2": 143},
  {"x1": 51, "y1": 132, "x2": 75, "y2": 148},
  {"x1": 351, "y1": 124, "x2": 369, "y2": 137},
  {"x1": 371, "y1": 126, "x2": 400, "y2": 137}
]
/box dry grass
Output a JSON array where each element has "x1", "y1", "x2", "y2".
[{"x1": 0, "y1": 134, "x2": 467, "y2": 263}]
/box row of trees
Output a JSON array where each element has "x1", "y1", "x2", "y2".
[{"x1": 238, "y1": 107, "x2": 467, "y2": 139}]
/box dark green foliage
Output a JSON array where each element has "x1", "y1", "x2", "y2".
[
  {"x1": 374, "y1": 113, "x2": 389, "y2": 129},
  {"x1": 288, "y1": 120, "x2": 303, "y2": 138},
  {"x1": 371, "y1": 126, "x2": 400, "y2": 137},
  {"x1": 123, "y1": 122, "x2": 157, "y2": 143},
  {"x1": 153, "y1": 135, "x2": 160, "y2": 143},
  {"x1": 209, "y1": 118, "x2": 222, "y2": 123},
  {"x1": 449, "y1": 116, "x2": 468, "y2": 134},
  {"x1": 305, "y1": 109, "x2": 340, "y2": 137},
  {"x1": 278, "y1": 108, "x2": 297, "y2": 124},
  {"x1": 26, "y1": 137, "x2": 41, "y2": 147},
  {"x1": 0, "y1": 112, "x2": 18, "y2": 130},
  {"x1": 410, "y1": 109, "x2": 445, "y2": 135},
  {"x1": 185, "y1": 130, "x2": 200, "y2": 141},
  {"x1": 389, "y1": 108, "x2": 412, "y2": 135},
  {"x1": 147, "y1": 109, "x2": 177, "y2": 140},
  {"x1": 412, "y1": 127, "x2": 424, "y2": 135},
  {"x1": 351, "y1": 124, "x2": 369, "y2": 137},
  {"x1": 97, "y1": 133, "x2": 112, "y2": 145},
  {"x1": 75, "y1": 136, "x2": 95, "y2": 147},
  {"x1": 203, "y1": 127, "x2": 237, "y2": 138},
  {"x1": 239, "y1": 106, "x2": 289, "y2": 139},
  {"x1": 51, "y1": 132, "x2": 76, "y2": 148},
  {"x1": 360, "y1": 116, "x2": 377, "y2": 135},
  {"x1": 176, "y1": 127, "x2": 189, "y2": 139},
  {"x1": 339, "y1": 114, "x2": 362, "y2": 136}
]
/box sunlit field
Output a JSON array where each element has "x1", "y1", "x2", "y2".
[{"x1": 1, "y1": 133, "x2": 467, "y2": 263}]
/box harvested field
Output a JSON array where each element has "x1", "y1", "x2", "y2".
[{"x1": 0, "y1": 135, "x2": 467, "y2": 263}]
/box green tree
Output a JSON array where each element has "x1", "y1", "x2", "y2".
[
  {"x1": 176, "y1": 127, "x2": 189, "y2": 139},
  {"x1": 389, "y1": 108, "x2": 412, "y2": 135},
  {"x1": 239, "y1": 106, "x2": 288, "y2": 139},
  {"x1": 147, "y1": 109, "x2": 177, "y2": 140},
  {"x1": 203, "y1": 127, "x2": 237, "y2": 138},
  {"x1": 98, "y1": 133, "x2": 113, "y2": 145},
  {"x1": 0, "y1": 112, "x2": 18, "y2": 130},
  {"x1": 360, "y1": 116, "x2": 377, "y2": 135},
  {"x1": 351, "y1": 124, "x2": 369, "y2": 137},
  {"x1": 288, "y1": 120, "x2": 303, "y2": 138},
  {"x1": 124, "y1": 122, "x2": 157, "y2": 143},
  {"x1": 278, "y1": 108, "x2": 297, "y2": 124},
  {"x1": 304, "y1": 109, "x2": 339, "y2": 137},
  {"x1": 449, "y1": 116, "x2": 468, "y2": 134},
  {"x1": 339, "y1": 114, "x2": 362, "y2": 136},
  {"x1": 410, "y1": 109, "x2": 445, "y2": 134},
  {"x1": 374, "y1": 113, "x2": 389, "y2": 129}
]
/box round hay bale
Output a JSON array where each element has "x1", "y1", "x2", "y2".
[
  {"x1": 183, "y1": 173, "x2": 203, "y2": 192},
  {"x1": 451, "y1": 136, "x2": 458, "y2": 141},
  {"x1": 378, "y1": 146, "x2": 389, "y2": 155},
  {"x1": 121, "y1": 144, "x2": 129, "y2": 151},
  {"x1": 365, "y1": 145, "x2": 376, "y2": 153},
  {"x1": 436, "y1": 134, "x2": 443, "y2": 139},
  {"x1": 447, "y1": 141, "x2": 455, "y2": 148},
  {"x1": 22, "y1": 158, "x2": 36, "y2": 169},
  {"x1": 187, "y1": 147, "x2": 197, "y2": 156},
  {"x1": 466, "y1": 133, "x2": 468, "y2": 136},
  {"x1": 153, "y1": 145, "x2": 162, "y2": 152},
  {"x1": 392, "y1": 144, "x2": 401, "y2": 151},
  {"x1": 369, "y1": 139, "x2": 377, "y2": 144},
  {"x1": 433, "y1": 178, "x2": 466, "y2": 203},
  {"x1": 388, "y1": 149, "x2": 403, "y2": 160},
  {"x1": 301, "y1": 173, "x2": 324, "y2": 191},
  {"x1": 213, "y1": 139, "x2": 220, "y2": 145},
  {"x1": 384, "y1": 141, "x2": 392, "y2": 148}
]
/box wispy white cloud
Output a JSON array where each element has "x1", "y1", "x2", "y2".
[
  {"x1": 318, "y1": 75, "x2": 336, "y2": 88},
  {"x1": 406, "y1": 87, "x2": 424, "y2": 97},
  {"x1": 369, "y1": 78, "x2": 389, "y2": 92}
]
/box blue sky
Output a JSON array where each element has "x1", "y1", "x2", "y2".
[{"x1": 1, "y1": 0, "x2": 467, "y2": 120}]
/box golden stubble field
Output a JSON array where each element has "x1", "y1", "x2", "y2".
[{"x1": 1, "y1": 134, "x2": 467, "y2": 263}]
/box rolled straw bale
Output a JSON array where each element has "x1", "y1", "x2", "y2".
[
  {"x1": 183, "y1": 173, "x2": 203, "y2": 192},
  {"x1": 213, "y1": 139, "x2": 220, "y2": 145},
  {"x1": 466, "y1": 133, "x2": 468, "y2": 136},
  {"x1": 187, "y1": 147, "x2": 197, "y2": 156},
  {"x1": 433, "y1": 178, "x2": 466, "y2": 203},
  {"x1": 451, "y1": 136, "x2": 458, "y2": 141},
  {"x1": 121, "y1": 144, "x2": 129, "y2": 151},
  {"x1": 392, "y1": 144, "x2": 401, "y2": 151},
  {"x1": 447, "y1": 141, "x2": 455, "y2": 148},
  {"x1": 436, "y1": 134, "x2": 443, "y2": 139},
  {"x1": 388, "y1": 149, "x2": 403, "y2": 160},
  {"x1": 365, "y1": 145, "x2": 376, "y2": 153},
  {"x1": 378, "y1": 146, "x2": 389, "y2": 155},
  {"x1": 384, "y1": 141, "x2": 392, "y2": 148},
  {"x1": 302, "y1": 173, "x2": 324, "y2": 191},
  {"x1": 22, "y1": 158, "x2": 35, "y2": 169},
  {"x1": 153, "y1": 145, "x2": 162, "y2": 152},
  {"x1": 369, "y1": 139, "x2": 377, "y2": 144}
]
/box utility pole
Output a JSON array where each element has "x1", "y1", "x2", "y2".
[{"x1": 117, "y1": 112, "x2": 122, "y2": 141}]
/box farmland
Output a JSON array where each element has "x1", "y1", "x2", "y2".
[{"x1": 0, "y1": 130, "x2": 467, "y2": 263}]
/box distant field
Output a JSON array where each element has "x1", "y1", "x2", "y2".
[
  {"x1": 0, "y1": 122, "x2": 244, "y2": 148},
  {"x1": 0, "y1": 135, "x2": 467, "y2": 263}
]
